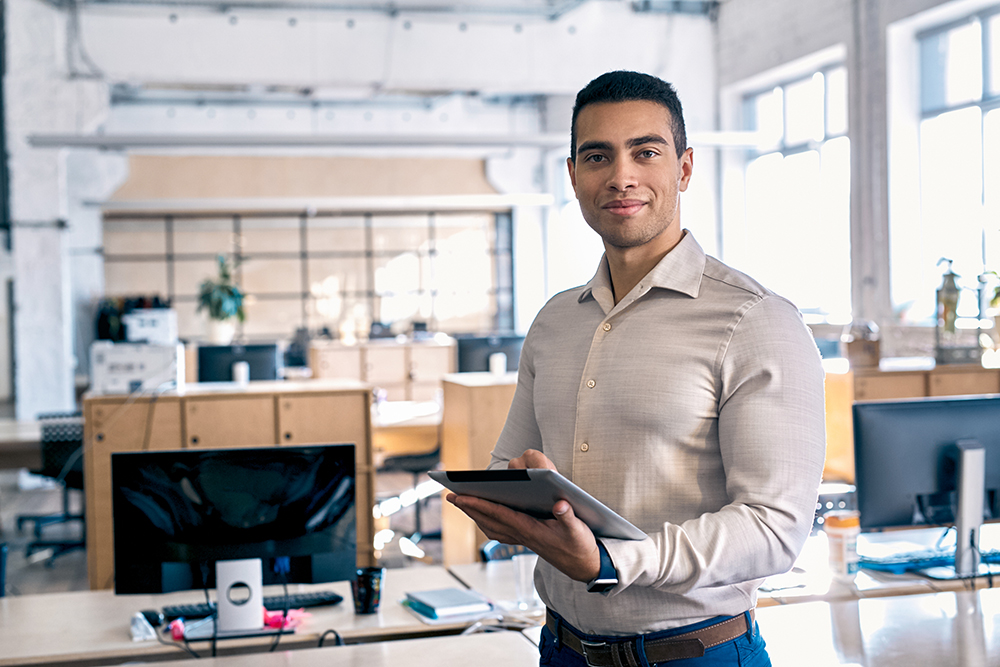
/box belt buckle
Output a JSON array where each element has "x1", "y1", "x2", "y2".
[{"x1": 579, "y1": 639, "x2": 608, "y2": 667}]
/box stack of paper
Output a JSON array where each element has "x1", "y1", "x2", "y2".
[{"x1": 403, "y1": 588, "x2": 493, "y2": 622}]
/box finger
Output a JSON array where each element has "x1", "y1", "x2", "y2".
[
  {"x1": 521, "y1": 449, "x2": 558, "y2": 471},
  {"x1": 453, "y1": 504, "x2": 522, "y2": 544}
]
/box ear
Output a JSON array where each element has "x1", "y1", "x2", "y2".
[
  {"x1": 678, "y1": 148, "x2": 694, "y2": 192},
  {"x1": 566, "y1": 157, "x2": 578, "y2": 195}
]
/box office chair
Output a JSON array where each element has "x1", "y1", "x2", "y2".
[
  {"x1": 378, "y1": 447, "x2": 441, "y2": 542},
  {"x1": 479, "y1": 539, "x2": 533, "y2": 562},
  {"x1": 16, "y1": 412, "x2": 86, "y2": 565}
]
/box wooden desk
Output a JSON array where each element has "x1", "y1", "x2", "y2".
[
  {"x1": 0, "y1": 419, "x2": 42, "y2": 470},
  {"x1": 440, "y1": 372, "x2": 517, "y2": 566},
  {"x1": 759, "y1": 587, "x2": 1000, "y2": 666},
  {"x1": 0, "y1": 565, "x2": 471, "y2": 667},
  {"x1": 151, "y1": 632, "x2": 540, "y2": 667},
  {"x1": 82, "y1": 380, "x2": 375, "y2": 590}
]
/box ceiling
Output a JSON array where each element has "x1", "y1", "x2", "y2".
[{"x1": 58, "y1": 0, "x2": 718, "y2": 19}]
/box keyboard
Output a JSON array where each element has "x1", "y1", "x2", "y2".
[
  {"x1": 162, "y1": 590, "x2": 343, "y2": 621},
  {"x1": 860, "y1": 548, "x2": 1000, "y2": 574}
]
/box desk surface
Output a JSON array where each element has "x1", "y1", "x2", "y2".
[
  {"x1": 0, "y1": 566, "x2": 466, "y2": 667},
  {"x1": 0, "y1": 419, "x2": 41, "y2": 470},
  {"x1": 152, "y1": 630, "x2": 539, "y2": 667},
  {"x1": 759, "y1": 586, "x2": 1000, "y2": 666}
]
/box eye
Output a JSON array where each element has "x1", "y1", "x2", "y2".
[
  {"x1": 638, "y1": 149, "x2": 658, "y2": 159},
  {"x1": 583, "y1": 154, "x2": 607, "y2": 163}
]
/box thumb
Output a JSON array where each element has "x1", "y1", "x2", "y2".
[{"x1": 552, "y1": 500, "x2": 575, "y2": 522}]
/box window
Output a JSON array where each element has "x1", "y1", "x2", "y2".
[
  {"x1": 891, "y1": 8, "x2": 1000, "y2": 325},
  {"x1": 103, "y1": 209, "x2": 514, "y2": 340},
  {"x1": 726, "y1": 66, "x2": 851, "y2": 324}
]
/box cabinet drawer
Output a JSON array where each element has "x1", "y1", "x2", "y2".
[
  {"x1": 854, "y1": 374, "x2": 926, "y2": 400},
  {"x1": 929, "y1": 371, "x2": 1000, "y2": 396},
  {"x1": 276, "y1": 393, "x2": 370, "y2": 465},
  {"x1": 184, "y1": 396, "x2": 277, "y2": 448}
]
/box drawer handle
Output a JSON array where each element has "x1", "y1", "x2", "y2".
[
  {"x1": 284, "y1": 432, "x2": 292, "y2": 440},
  {"x1": 191, "y1": 436, "x2": 199, "y2": 445},
  {"x1": 96, "y1": 433, "x2": 104, "y2": 441}
]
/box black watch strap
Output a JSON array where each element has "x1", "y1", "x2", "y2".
[{"x1": 586, "y1": 540, "x2": 618, "y2": 593}]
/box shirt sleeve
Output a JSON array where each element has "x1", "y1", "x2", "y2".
[
  {"x1": 488, "y1": 327, "x2": 544, "y2": 470},
  {"x1": 600, "y1": 295, "x2": 827, "y2": 595}
]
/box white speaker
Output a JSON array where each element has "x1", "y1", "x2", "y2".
[{"x1": 215, "y1": 559, "x2": 264, "y2": 634}]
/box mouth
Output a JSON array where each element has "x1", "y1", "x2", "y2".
[{"x1": 602, "y1": 199, "x2": 646, "y2": 216}]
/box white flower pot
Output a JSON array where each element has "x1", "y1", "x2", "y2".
[{"x1": 208, "y1": 318, "x2": 236, "y2": 345}]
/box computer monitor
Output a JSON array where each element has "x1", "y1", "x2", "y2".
[
  {"x1": 853, "y1": 395, "x2": 1000, "y2": 574},
  {"x1": 197, "y1": 343, "x2": 281, "y2": 382},
  {"x1": 111, "y1": 443, "x2": 357, "y2": 597},
  {"x1": 455, "y1": 334, "x2": 525, "y2": 373}
]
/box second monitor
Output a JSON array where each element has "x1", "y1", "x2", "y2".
[
  {"x1": 456, "y1": 335, "x2": 524, "y2": 373},
  {"x1": 198, "y1": 343, "x2": 281, "y2": 383}
]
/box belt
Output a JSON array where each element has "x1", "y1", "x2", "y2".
[{"x1": 545, "y1": 609, "x2": 753, "y2": 666}]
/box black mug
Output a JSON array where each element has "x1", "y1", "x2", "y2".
[{"x1": 351, "y1": 567, "x2": 385, "y2": 614}]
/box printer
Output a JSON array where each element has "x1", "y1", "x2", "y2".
[{"x1": 89, "y1": 341, "x2": 185, "y2": 395}]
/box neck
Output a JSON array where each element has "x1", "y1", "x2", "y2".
[{"x1": 606, "y1": 232, "x2": 684, "y2": 305}]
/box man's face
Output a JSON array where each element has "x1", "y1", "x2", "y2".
[{"x1": 568, "y1": 100, "x2": 694, "y2": 253}]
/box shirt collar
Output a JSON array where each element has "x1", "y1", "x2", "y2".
[{"x1": 579, "y1": 231, "x2": 706, "y2": 309}]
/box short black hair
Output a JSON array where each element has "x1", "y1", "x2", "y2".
[{"x1": 569, "y1": 70, "x2": 687, "y2": 162}]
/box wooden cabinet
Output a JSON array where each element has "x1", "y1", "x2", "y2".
[
  {"x1": 439, "y1": 372, "x2": 518, "y2": 566},
  {"x1": 83, "y1": 380, "x2": 375, "y2": 590},
  {"x1": 311, "y1": 338, "x2": 456, "y2": 400},
  {"x1": 823, "y1": 365, "x2": 1000, "y2": 486},
  {"x1": 852, "y1": 366, "x2": 1000, "y2": 401}
]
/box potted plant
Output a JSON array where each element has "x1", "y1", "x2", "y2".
[{"x1": 197, "y1": 255, "x2": 245, "y2": 344}]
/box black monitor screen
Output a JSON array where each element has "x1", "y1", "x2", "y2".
[
  {"x1": 198, "y1": 344, "x2": 281, "y2": 382},
  {"x1": 853, "y1": 395, "x2": 1000, "y2": 530},
  {"x1": 112, "y1": 444, "x2": 356, "y2": 594},
  {"x1": 456, "y1": 335, "x2": 524, "y2": 373}
]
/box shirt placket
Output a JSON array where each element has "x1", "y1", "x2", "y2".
[{"x1": 571, "y1": 315, "x2": 617, "y2": 477}]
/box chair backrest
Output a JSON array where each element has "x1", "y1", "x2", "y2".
[
  {"x1": 38, "y1": 415, "x2": 84, "y2": 486},
  {"x1": 479, "y1": 539, "x2": 534, "y2": 561}
]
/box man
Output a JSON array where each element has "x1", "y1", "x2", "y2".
[{"x1": 448, "y1": 71, "x2": 826, "y2": 666}]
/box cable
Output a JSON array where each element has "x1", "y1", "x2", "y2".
[
  {"x1": 268, "y1": 556, "x2": 291, "y2": 652},
  {"x1": 318, "y1": 629, "x2": 344, "y2": 647},
  {"x1": 154, "y1": 625, "x2": 201, "y2": 659}
]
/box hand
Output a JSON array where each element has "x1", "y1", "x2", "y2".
[{"x1": 447, "y1": 449, "x2": 600, "y2": 582}]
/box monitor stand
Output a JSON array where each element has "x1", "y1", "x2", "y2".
[
  {"x1": 183, "y1": 558, "x2": 287, "y2": 641},
  {"x1": 917, "y1": 441, "x2": 989, "y2": 581}
]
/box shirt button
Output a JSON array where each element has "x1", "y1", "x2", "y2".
[
  {"x1": 602, "y1": 323, "x2": 612, "y2": 332},
  {"x1": 586, "y1": 379, "x2": 596, "y2": 388},
  {"x1": 580, "y1": 443, "x2": 589, "y2": 452}
]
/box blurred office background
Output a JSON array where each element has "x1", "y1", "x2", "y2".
[{"x1": 0, "y1": 0, "x2": 992, "y2": 420}]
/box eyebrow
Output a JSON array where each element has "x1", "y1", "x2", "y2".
[{"x1": 577, "y1": 135, "x2": 670, "y2": 155}]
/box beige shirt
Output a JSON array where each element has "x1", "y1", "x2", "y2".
[{"x1": 489, "y1": 232, "x2": 826, "y2": 635}]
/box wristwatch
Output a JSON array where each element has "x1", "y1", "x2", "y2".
[{"x1": 586, "y1": 540, "x2": 618, "y2": 593}]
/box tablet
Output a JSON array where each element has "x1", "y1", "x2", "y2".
[{"x1": 429, "y1": 468, "x2": 646, "y2": 541}]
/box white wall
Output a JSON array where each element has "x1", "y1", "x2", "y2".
[{"x1": 5, "y1": 0, "x2": 126, "y2": 419}]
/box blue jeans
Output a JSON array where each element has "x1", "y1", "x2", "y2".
[{"x1": 538, "y1": 612, "x2": 771, "y2": 667}]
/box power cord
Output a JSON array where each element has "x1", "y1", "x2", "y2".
[
  {"x1": 318, "y1": 629, "x2": 345, "y2": 647},
  {"x1": 269, "y1": 557, "x2": 291, "y2": 653}
]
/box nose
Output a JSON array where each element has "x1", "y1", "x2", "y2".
[{"x1": 607, "y1": 157, "x2": 638, "y2": 191}]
